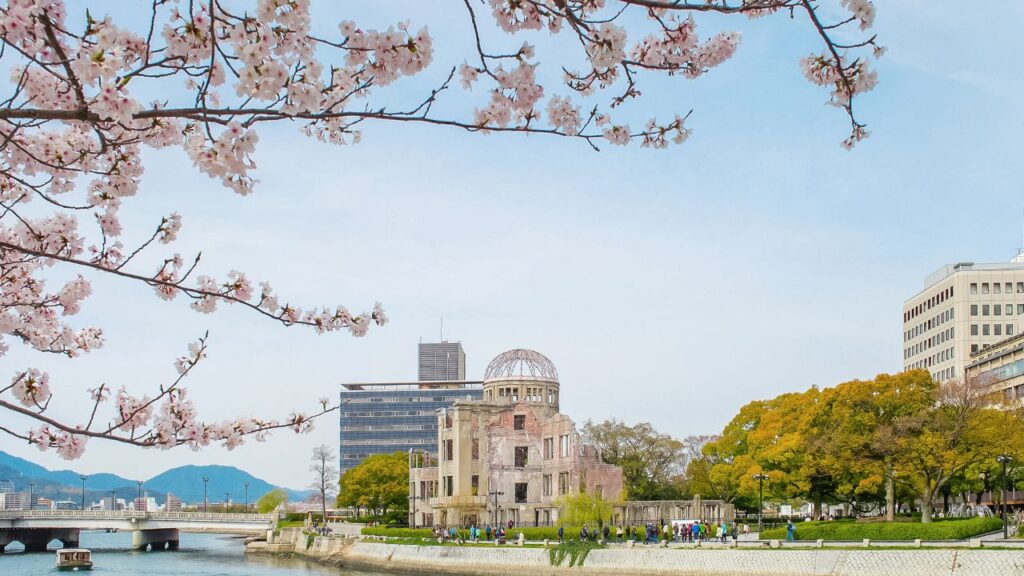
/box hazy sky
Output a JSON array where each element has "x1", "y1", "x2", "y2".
[{"x1": 4, "y1": 1, "x2": 1024, "y2": 491}]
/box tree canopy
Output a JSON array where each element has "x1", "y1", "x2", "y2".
[
  {"x1": 337, "y1": 452, "x2": 408, "y2": 516},
  {"x1": 256, "y1": 488, "x2": 288, "y2": 513},
  {"x1": 582, "y1": 419, "x2": 685, "y2": 500},
  {"x1": 686, "y1": 371, "x2": 1024, "y2": 522}
]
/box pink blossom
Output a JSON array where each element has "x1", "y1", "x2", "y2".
[{"x1": 11, "y1": 369, "x2": 50, "y2": 408}]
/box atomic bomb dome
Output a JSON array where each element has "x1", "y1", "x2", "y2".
[
  {"x1": 482, "y1": 349, "x2": 559, "y2": 410},
  {"x1": 484, "y1": 348, "x2": 559, "y2": 382}
]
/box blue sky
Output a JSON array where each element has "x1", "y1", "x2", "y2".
[{"x1": 5, "y1": 1, "x2": 1024, "y2": 490}]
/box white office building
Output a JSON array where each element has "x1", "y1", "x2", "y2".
[{"x1": 903, "y1": 252, "x2": 1024, "y2": 382}]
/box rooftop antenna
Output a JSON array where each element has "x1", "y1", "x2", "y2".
[{"x1": 440, "y1": 317, "x2": 444, "y2": 342}]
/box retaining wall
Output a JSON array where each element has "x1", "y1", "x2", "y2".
[{"x1": 255, "y1": 530, "x2": 1024, "y2": 576}]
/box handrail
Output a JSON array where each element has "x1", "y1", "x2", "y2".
[{"x1": 0, "y1": 509, "x2": 274, "y2": 522}]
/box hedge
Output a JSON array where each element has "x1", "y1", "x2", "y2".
[
  {"x1": 361, "y1": 525, "x2": 656, "y2": 541},
  {"x1": 760, "y1": 517, "x2": 1003, "y2": 541}
]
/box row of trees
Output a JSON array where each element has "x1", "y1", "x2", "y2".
[{"x1": 684, "y1": 370, "x2": 1024, "y2": 522}]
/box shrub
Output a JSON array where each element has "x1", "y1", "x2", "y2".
[
  {"x1": 549, "y1": 541, "x2": 603, "y2": 567},
  {"x1": 361, "y1": 527, "x2": 433, "y2": 538},
  {"x1": 761, "y1": 517, "x2": 1003, "y2": 541}
]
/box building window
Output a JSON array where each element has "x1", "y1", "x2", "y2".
[
  {"x1": 971, "y1": 305, "x2": 978, "y2": 316},
  {"x1": 1008, "y1": 325, "x2": 1015, "y2": 336},
  {"x1": 513, "y1": 415, "x2": 526, "y2": 430},
  {"x1": 996, "y1": 305, "x2": 1003, "y2": 316},
  {"x1": 1018, "y1": 282, "x2": 1024, "y2": 293},
  {"x1": 445, "y1": 439, "x2": 453, "y2": 461},
  {"x1": 995, "y1": 283, "x2": 1002, "y2": 294},
  {"x1": 446, "y1": 476, "x2": 453, "y2": 497},
  {"x1": 543, "y1": 474, "x2": 552, "y2": 497},
  {"x1": 543, "y1": 437, "x2": 554, "y2": 460},
  {"x1": 971, "y1": 283, "x2": 978, "y2": 294},
  {"x1": 971, "y1": 344, "x2": 979, "y2": 354},
  {"x1": 1019, "y1": 304, "x2": 1024, "y2": 315},
  {"x1": 983, "y1": 283, "x2": 990, "y2": 294},
  {"x1": 983, "y1": 305, "x2": 990, "y2": 316},
  {"x1": 515, "y1": 483, "x2": 528, "y2": 503},
  {"x1": 995, "y1": 324, "x2": 1003, "y2": 336},
  {"x1": 1007, "y1": 283, "x2": 1014, "y2": 293},
  {"x1": 514, "y1": 446, "x2": 529, "y2": 468},
  {"x1": 559, "y1": 434, "x2": 570, "y2": 458},
  {"x1": 971, "y1": 324, "x2": 978, "y2": 336},
  {"x1": 579, "y1": 469, "x2": 587, "y2": 493},
  {"x1": 558, "y1": 472, "x2": 570, "y2": 495},
  {"x1": 983, "y1": 324, "x2": 990, "y2": 336},
  {"x1": 471, "y1": 475, "x2": 479, "y2": 496},
  {"x1": 472, "y1": 439, "x2": 479, "y2": 460}
]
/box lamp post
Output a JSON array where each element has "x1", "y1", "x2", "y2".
[
  {"x1": 136, "y1": 480, "x2": 144, "y2": 511},
  {"x1": 753, "y1": 473, "x2": 769, "y2": 533},
  {"x1": 488, "y1": 490, "x2": 504, "y2": 528},
  {"x1": 79, "y1": 475, "x2": 88, "y2": 510},
  {"x1": 225, "y1": 492, "x2": 230, "y2": 512},
  {"x1": 244, "y1": 482, "x2": 250, "y2": 511},
  {"x1": 27, "y1": 481, "x2": 36, "y2": 511},
  {"x1": 202, "y1": 476, "x2": 209, "y2": 513},
  {"x1": 997, "y1": 455, "x2": 1014, "y2": 539}
]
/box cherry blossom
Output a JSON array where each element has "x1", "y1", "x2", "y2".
[{"x1": 0, "y1": 0, "x2": 881, "y2": 458}]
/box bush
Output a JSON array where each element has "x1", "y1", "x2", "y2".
[
  {"x1": 361, "y1": 525, "x2": 653, "y2": 541},
  {"x1": 361, "y1": 527, "x2": 433, "y2": 538},
  {"x1": 761, "y1": 517, "x2": 1003, "y2": 541}
]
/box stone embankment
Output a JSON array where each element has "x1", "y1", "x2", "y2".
[{"x1": 249, "y1": 528, "x2": 1024, "y2": 576}]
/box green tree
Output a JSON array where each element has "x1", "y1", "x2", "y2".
[
  {"x1": 256, "y1": 488, "x2": 287, "y2": 513},
  {"x1": 581, "y1": 419, "x2": 684, "y2": 500},
  {"x1": 337, "y1": 452, "x2": 408, "y2": 517},
  {"x1": 555, "y1": 491, "x2": 617, "y2": 527}
]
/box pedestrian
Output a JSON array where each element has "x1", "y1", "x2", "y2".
[
  {"x1": 603, "y1": 525, "x2": 610, "y2": 542},
  {"x1": 558, "y1": 525, "x2": 564, "y2": 543},
  {"x1": 691, "y1": 522, "x2": 699, "y2": 542},
  {"x1": 580, "y1": 525, "x2": 589, "y2": 541},
  {"x1": 508, "y1": 519, "x2": 514, "y2": 530},
  {"x1": 486, "y1": 525, "x2": 492, "y2": 541},
  {"x1": 743, "y1": 523, "x2": 750, "y2": 536},
  {"x1": 731, "y1": 521, "x2": 738, "y2": 542},
  {"x1": 786, "y1": 520, "x2": 796, "y2": 542},
  {"x1": 616, "y1": 525, "x2": 623, "y2": 542}
]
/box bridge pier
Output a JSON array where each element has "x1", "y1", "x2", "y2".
[
  {"x1": 0, "y1": 528, "x2": 80, "y2": 552},
  {"x1": 132, "y1": 528, "x2": 179, "y2": 551}
]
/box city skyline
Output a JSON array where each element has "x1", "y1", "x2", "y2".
[{"x1": 3, "y1": 2, "x2": 1023, "y2": 489}]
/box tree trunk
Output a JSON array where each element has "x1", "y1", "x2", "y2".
[
  {"x1": 813, "y1": 497, "x2": 822, "y2": 520},
  {"x1": 885, "y1": 465, "x2": 895, "y2": 522},
  {"x1": 920, "y1": 490, "x2": 933, "y2": 523}
]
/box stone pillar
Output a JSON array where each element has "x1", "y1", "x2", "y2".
[{"x1": 132, "y1": 528, "x2": 180, "y2": 551}]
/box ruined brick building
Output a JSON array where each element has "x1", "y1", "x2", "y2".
[{"x1": 409, "y1": 349, "x2": 624, "y2": 528}]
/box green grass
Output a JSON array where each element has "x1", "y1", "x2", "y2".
[
  {"x1": 276, "y1": 520, "x2": 305, "y2": 529},
  {"x1": 761, "y1": 517, "x2": 1003, "y2": 541}
]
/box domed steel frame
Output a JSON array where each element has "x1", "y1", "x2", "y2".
[{"x1": 484, "y1": 349, "x2": 559, "y2": 382}]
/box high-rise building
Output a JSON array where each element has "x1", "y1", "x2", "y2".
[
  {"x1": 903, "y1": 252, "x2": 1024, "y2": 382},
  {"x1": 339, "y1": 342, "x2": 481, "y2": 476},
  {"x1": 0, "y1": 491, "x2": 30, "y2": 510},
  {"x1": 165, "y1": 493, "x2": 182, "y2": 512},
  {"x1": 418, "y1": 341, "x2": 466, "y2": 381},
  {"x1": 0, "y1": 480, "x2": 13, "y2": 494}
]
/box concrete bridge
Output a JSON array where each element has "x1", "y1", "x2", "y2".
[{"x1": 0, "y1": 510, "x2": 275, "y2": 552}]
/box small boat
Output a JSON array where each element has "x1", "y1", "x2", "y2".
[{"x1": 55, "y1": 548, "x2": 93, "y2": 571}]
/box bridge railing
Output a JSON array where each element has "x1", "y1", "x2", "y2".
[{"x1": 0, "y1": 509, "x2": 275, "y2": 522}]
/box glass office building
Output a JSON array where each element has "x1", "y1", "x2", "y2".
[{"x1": 339, "y1": 381, "x2": 483, "y2": 474}]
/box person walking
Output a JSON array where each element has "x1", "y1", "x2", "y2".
[
  {"x1": 616, "y1": 525, "x2": 623, "y2": 542},
  {"x1": 486, "y1": 525, "x2": 493, "y2": 541},
  {"x1": 558, "y1": 525, "x2": 564, "y2": 543},
  {"x1": 731, "y1": 521, "x2": 738, "y2": 543},
  {"x1": 786, "y1": 520, "x2": 796, "y2": 542}
]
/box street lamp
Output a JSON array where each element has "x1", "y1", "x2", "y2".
[
  {"x1": 488, "y1": 490, "x2": 504, "y2": 528},
  {"x1": 79, "y1": 475, "x2": 88, "y2": 510},
  {"x1": 244, "y1": 482, "x2": 250, "y2": 511},
  {"x1": 225, "y1": 492, "x2": 230, "y2": 512},
  {"x1": 753, "y1": 473, "x2": 770, "y2": 533},
  {"x1": 27, "y1": 481, "x2": 36, "y2": 511},
  {"x1": 136, "y1": 480, "x2": 144, "y2": 511},
  {"x1": 202, "y1": 476, "x2": 209, "y2": 513},
  {"x1": 997, "y1": 455, "x2": 1014, "y2": 539}
]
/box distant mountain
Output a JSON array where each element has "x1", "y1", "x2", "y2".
[
  {"x1": 144, "y1": 464, "x2": 309, "y2": 504},
  {"x1": 0, "y1": 451, "x2": 310, "y2": 505}
]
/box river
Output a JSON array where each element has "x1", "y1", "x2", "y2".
[{"x1": 0, "y1": 531, "x2": 404, "y2": 576}]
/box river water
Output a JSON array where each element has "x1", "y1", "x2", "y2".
[{"x1": 0, "y1": 531, "x2": 405, "y2": 576}]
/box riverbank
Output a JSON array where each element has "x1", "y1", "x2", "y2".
[{"x1": 251, "y1": 528, "x2": 1024, "y2": 576}]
